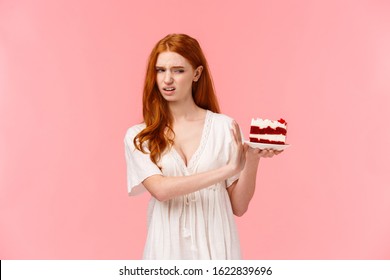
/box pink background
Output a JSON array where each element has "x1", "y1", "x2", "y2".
[{"x1": 1, "y1": 0, "x2": 390, "y2": 259}]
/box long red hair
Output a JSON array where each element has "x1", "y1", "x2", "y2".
[{"x1": 134, "y1": 34, "x2": 220, "y2": 166}]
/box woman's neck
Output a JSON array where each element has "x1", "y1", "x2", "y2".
[{"x1": 168, "y1": 99, "x2": 205, "y2": 122}]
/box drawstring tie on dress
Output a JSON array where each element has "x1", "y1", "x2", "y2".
[{"x1": 182, "y1": 192, "x2": 197, "y2": 252}]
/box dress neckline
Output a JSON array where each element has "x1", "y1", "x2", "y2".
[{"x1": 171, "y1": 110, "x2": 213, "y2": 171}]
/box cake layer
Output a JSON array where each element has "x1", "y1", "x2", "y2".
[
  {"x1": 250, "y1": 126, "x2": 286, "y2": 135},
  {"x1": 249, "y1": 138, "x2": 285, "y2": 145},
  {"x1": 249, "y1": 134, "x2": 286, "y2": 143}
]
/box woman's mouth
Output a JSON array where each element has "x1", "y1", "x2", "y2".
[{"x1": 162, "y1": 87, "x2": 176, "y2": 95}]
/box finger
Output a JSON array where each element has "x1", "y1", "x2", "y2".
[
  {"x1": 242, "y1": 145, "x2": 247, "y2": 161},
  {"x1": 263, "y1": 149, "x2": 272, "y2": 157},
  {"x1": 231, "y1": 121, "x2": 237, "y2": 141},
  {"x1": 230, "y1": 127, "x2": 237, "y2": 145},
  {"x1": 234, "y1": 121, "x2": 242, "y2": 143},
  {"x1": 269, "y1": 149, "x2": 283, "y2": 156},
  {"x1": 249, "y1": 147, "x2": 261, "y2": 154},
  {"x1": 231, "y1": 121, "x2": 240, "y2": 145},
  {"x1": 266, "y1": 151, "x2": 274, "y2": 157}
]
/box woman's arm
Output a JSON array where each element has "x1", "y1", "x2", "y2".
[
  {"x1": 144, "y1": 165, "x2": 236, "y2": 202},
  {"x1": 227, "y1": 131, "x2": 282, "y2": 217},
  {"x1": 143, "y1": 121, "x2": 247, "y2": 202}
]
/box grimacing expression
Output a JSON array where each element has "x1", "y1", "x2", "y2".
[{"x1": 155, "y1": 51, "x2": 202, "y2": 102}]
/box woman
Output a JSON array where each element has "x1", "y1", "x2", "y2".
[{"x1": 124, "y1": 34, "x2": 281, "y2": 259}]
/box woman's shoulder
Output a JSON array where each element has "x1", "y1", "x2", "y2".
[
  {"x1": 210, "y1": 111, "x2": 235, "y2": 126},
  {"x1": 125, "y1": 122, "x2": 146, "y2": 140}
]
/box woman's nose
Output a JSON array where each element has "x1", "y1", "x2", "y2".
[{"x1": 164, "y1": 72, "x2": 173, "y2": 84}]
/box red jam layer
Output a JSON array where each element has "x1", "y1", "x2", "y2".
[
  {"x1": 249, "y1": 138, "x2": 285, "y2": 145},
  {"x1": 250, "y1": 126, "x2": 287, "y2": 135}
]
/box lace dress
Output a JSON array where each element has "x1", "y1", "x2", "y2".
[{"x1": 124, "y1": 110, "x2": 241, "y2": 259}]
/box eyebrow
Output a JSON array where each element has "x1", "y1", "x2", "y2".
[{"x1": 155, "y1": 66, "x2": 185, "y2": 69}]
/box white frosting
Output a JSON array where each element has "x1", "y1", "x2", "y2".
[
  {"x1": 249, "y1": 134, "x2": 286, "y2": 142},
  {"x1": 251, "y1": 118, "x2": 287, "y2": 130}
]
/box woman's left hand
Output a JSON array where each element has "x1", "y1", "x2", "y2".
[{"x1": 246, "y1": 146, "x2": 283, "y2": 161}]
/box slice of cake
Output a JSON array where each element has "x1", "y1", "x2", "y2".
[{"x1": 250, "y1": 118, "x2": 287, "y2": 145}]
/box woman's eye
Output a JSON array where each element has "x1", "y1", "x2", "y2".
[
  {"x1": 156, "y1": 68, "x2": 165, "y2": 73},
  {"x1": 174, "y1": 69, "x2": 184, "y2": 73}
]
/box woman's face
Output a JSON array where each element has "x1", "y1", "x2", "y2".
[{"x1": 155, "y1": 51, "x2": 202, "y2": 103}]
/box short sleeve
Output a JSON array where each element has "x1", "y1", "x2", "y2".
[
  {"x1": 226, "y1": 173, "x2": 240, "y2": 188},
  {"x1": 124, "y1": 124, "x2": 163, "y2": 196}
]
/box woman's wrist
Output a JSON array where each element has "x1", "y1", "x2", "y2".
[
  {"x1": 224, "y1": 163, "x2": 240, "y2": 178},
  {"x1": 245, "y1": 155, "x2": 261, "y2": 164}
]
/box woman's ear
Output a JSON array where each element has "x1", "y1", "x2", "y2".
[{"x1": 193, "y1": 66, "x2": 204, "y2": 82}]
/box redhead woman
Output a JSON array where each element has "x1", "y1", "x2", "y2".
[{"x1": 124, "y1": 34, "x2": 281, "y2": 259}]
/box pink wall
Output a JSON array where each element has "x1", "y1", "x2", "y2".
[{"x1": 1, "y1": 0, "x2": 390, "y2": 259}]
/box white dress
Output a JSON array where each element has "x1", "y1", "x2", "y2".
[{"x1": 124, "y1": 110, "x2": 241, "y2": 259}]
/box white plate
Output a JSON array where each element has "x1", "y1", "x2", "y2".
[{"x1": 244, "y1": 140, "x2": 291, "y2": 151}]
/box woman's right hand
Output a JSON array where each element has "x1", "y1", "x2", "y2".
[{"x1": 227, "y1": 121, "x2": 248, "y2": 176}]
